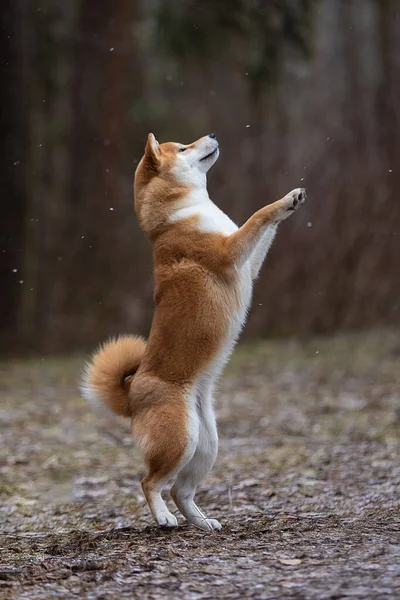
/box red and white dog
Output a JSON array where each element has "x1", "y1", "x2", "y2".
[{"x1": 82, "y1": 133, "x2": 306, "y2": 531}]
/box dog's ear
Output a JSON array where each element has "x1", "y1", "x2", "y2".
[{"x1": 144, "y1": 133, "x2": 161, "y2": 172}]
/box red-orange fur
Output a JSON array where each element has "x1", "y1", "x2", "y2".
[
  {"x1": 82, "y1": 132, "x2": 305, "y2": 530},
  {"x1": 82, "y1": 335, "x2": 146, "y2": 417}
]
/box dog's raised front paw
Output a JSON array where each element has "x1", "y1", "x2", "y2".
[
  {"x1": 286, "y1": 187, "x2": 306, "y2": 211},
  {"x1": 274, "y1": 188, "x2": 306, "y2": 222}
]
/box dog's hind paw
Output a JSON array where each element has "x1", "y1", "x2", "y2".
[
  {"x1": 192, "y1": 516, "x2": 222, "y2": 532},
  {"x1": 205, "y1": 518, "x2": 222, "y2": 531},
  {"x1": 157, "y1": 512, "x2": 179, "y2": 527}
]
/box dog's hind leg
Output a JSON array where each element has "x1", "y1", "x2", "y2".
[
  {"x1": 141, "y1": 473, "x2": 178, "y2": 527},
  {"x1": 171, "y1": 393, "x2": 221, "y2": 532},
  {"x1": 133, "y1": 388, "x2": 199, "y2": 528}
]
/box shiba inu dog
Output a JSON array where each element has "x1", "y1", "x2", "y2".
[{"x1": 81, "y1": 133, "x2": 306, "y2": 531}]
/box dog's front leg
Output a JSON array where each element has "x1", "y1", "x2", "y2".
[
  {"x1": 223, "y1": 188, "x2": 306, "y2": 269},
  {"x1": 248, "y1": 224, "x2": 278, "y2": 280}
]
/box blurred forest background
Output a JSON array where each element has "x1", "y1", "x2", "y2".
[{"x1": 1, "y1": 0, "x2": 400, "y2": 355}]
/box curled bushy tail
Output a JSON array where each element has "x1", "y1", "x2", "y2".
[{"x1": 81, "y1": 335, "x2": 147, "y2": 417}]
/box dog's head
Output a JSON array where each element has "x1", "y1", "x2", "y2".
[
  {"x1": 136, "y1": 133, "x2": 219, "y2": 188},
  {"x1": 134, "y1": 133, "x2": 219, "y2": 238}
]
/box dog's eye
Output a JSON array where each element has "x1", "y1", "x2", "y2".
[{"x1": 178, "y1": 147, "x2": 187, "y2": 153}]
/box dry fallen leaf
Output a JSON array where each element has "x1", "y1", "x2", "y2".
[
  {"x1": 9, "y1": 495, "x2": 37, "y2": 506},
  {"x1": 279, "y1": 558, "x2": 303, "y2": 566}
]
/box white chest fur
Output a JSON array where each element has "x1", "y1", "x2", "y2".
[{"x1": 169, "y1": 190, "x2": 238, "y2": 235}]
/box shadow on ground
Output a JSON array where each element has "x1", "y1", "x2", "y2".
[{"x1": 1, "y1": 331, "x2": 399, "y2": 599}]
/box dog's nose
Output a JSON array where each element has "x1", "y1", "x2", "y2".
[{"x1": 209, "y1": 133, "x2": 216, "y2": 139}]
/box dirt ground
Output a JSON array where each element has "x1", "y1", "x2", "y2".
[{"x1": 1, "y1": 331, "x2": 399, "y2": 599}]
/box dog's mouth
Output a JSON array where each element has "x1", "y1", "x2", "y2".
[{"x1": 200, "y1": 147, "x2": 219, "y2": 161}]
